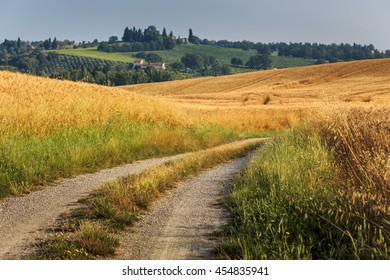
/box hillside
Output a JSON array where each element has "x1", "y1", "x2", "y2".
[
  {"x1": 50, "y1": 44, "x2": 316, "y2": 69},
  {"x1": 121, "y1": 58, "x2": 390, "y2": 130},
  {"x1": 47, "y1": 47, "x2": 135, "y2": 63}
]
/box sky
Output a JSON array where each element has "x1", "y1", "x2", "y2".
[{"x1": 1, "y1": 0, "x2": 389, "y2": 50}]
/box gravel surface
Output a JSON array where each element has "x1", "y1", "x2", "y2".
[
  {"x1": 0, "y1": 138, "x2": 263, "y2": 260},
  {"x1": 114, "y1": 153, "x2": 255, "y2": 260}
]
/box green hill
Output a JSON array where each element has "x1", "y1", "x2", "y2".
[
  {"x1": 50, "y1": 44, "x2": 316, "y2": 69},
  {"x1": 47, "y1": 47, "x2": 135, "y2": 63}
]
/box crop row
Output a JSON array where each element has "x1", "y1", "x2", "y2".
[{"x1": 40, "y1": 54, "x2": 132, "y2": 74}]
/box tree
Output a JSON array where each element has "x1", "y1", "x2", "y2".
[
  {"x1": 43, "y1": 38, "x2": 52, "y2": 50},
  {"x1": 241, "y1": 40, "x2": 252, "y2": 51},
  {"x1": 256, "y1": 43, "x2": 271, "y2": 55},
  {"x1": 51, "y1": 37, "x2": 58, "y2": 50},
  {"x1": 145, "y1": 53, "x2": 163, "y2": 63},
  {"x1": 97, "y1": 42, "x2": 110, "y2": 52},
  {"x1": 162, "y1": 27, "x2": 167, "y2": 38},
  {"x1": 163, "y1": 37, "x2": 176, "y2": 50},
  {"x1": 170, "y1": 61, "x2": 185, "y2": 71},
  {"x1": 122, "y1": 27, "x2": 131, "y2": 42},
  {"x1": 181, "y1": 53, "x2": 205, "y2": 70},
  {"x1": 143, "y1": 25, "x2": 161, "y2": 43},
  {"x1": 246, "y1": 54, "x2": 272, "y2": 70},
  {"x1": 188, "y1": 29, "x2": 194, "y2": 42},
  {"x1": 231, "y1": 57, "x2": 243, "y2": 65},
  {"x1": 109, "y1": 36, "x2": 119, "y2": 43},
  {"x1": 188, "y1": 28, "x2": 200, "y2": 44}
]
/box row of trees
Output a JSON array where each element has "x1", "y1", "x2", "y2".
[
  {"x1": 98, "y1": 26, "x2": 180, "y2": 53},
  {"x1": 197, "y1": 39, "x2": 390, "y2": 61},
  {"x1": 49, "y1": 67, "x2": 176, "y2": 86}
]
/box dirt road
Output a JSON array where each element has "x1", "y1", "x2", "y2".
[
  {"x1": 0, "y1": 138, "x2": 262, "y2": 259},
  {"x1": 115, "y1": 153, "x2": 254, "y2": 260}
]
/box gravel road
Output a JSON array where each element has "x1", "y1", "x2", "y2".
[
  {"x1": 0, "y1": 138, "x2": 263, "y2": 260},
  {"x1": 114, "y1": 153, "x2": 255, "y2": 260}
]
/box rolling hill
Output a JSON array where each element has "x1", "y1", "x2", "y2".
[
  {"x1": 121, "y1": 58, "x2": 390, "y2": 130},
  {"x1": 49, "y1": 44, "x2": 317, "y2": 70}
]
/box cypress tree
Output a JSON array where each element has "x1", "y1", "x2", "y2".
[{"x1": 52, "y1": 37, "x2": 58, "y2": 49}]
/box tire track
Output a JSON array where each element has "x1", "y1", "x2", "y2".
[{"x1": 114, "y1": 152, "x2": 256, "y2": 260}]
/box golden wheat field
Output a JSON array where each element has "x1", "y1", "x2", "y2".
[
  {"x1": 0, "y1": 72, "x2": 187, "y2": 136},
  {"x1": 1, "y1": 58, "x2": 389, "y2": 135},
  {"x1": 122, "y1": 58, "x2": 390, "y2": 130}
]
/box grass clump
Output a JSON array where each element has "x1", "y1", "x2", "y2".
[
  {"x1": 219, "y1": 109, "x2": 389, "y2": 259},
  {"x1": 36, "y1": 221, "x2": 118, "y2": 260}
]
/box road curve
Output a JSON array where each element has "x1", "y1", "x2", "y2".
[{"x1": 0, "y1": 138, "x2": 264, "y2": 259}]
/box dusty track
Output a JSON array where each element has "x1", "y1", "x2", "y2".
[
  {"x1": 114, "y1": 153, "x2": 255, "y2": 260},
  {"x1": 0, "y1": 138, "x2": 262, "y2": 260}
]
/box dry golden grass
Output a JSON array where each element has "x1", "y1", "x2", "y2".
[
  {"x1": 122, "y1": 58, "x2": 390, "y2": 131},
  {"x1": 0, "y1": 71, "x2": 187, "y2": 136},
  {"x1": 319, "y1": 108, "x2": 389, "y2": 215}
]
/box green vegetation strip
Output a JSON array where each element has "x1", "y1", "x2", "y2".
[
  {"x1": 218, "y1": 123, "x2": 389, "y2": 260},
  {"x1": 32, "y1": 139, "x2": 264, "y2": 259},
  {"x1": 47, "y1": 48, "x2": 135, "y2": 63}
]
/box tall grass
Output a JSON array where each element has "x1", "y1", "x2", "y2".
[
  {"x1": 219, "y1": 109, "x2": 389, "y2": 259},
  {"x1": 320, "y1": 108, "x2": 389, "y2": 210},
  {"x1": 0, "y1": 120, "x2": 241, "y2": 197}
]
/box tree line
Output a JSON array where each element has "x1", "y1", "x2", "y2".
[
  {"x1": 195, "y1": 38, "x2": 390, "y2": 61},
  {"x1": 98, "y1": 26, "x2": 181, "y2": 53}
]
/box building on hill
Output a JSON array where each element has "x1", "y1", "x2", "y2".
[
  {"x1": 133, "y1": 59, "x2": 145, "y2": 68},
  {"x1": 148, "y1": 62, "x2": 166, "y2": 70},
  {"x1": 176, "y1": 37, "x2": 189, "y2": 45},
  {"x1": 133, "y1": 59, "x2": 166, "y2": 70}
]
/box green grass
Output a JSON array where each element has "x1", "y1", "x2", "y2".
[
  {"x1": 218, "y1": 126, "x2": 389, "y2": 260},
  {"x1": 47, "y1": 48, "x2": 135, "y2": 63},
  {"x1": 271, "y1": 56, "x2": 317, "y2": 68},
  {"x1": 32, "y1": 139, "x2": 264, "y2": 259},
  {"x1": 0, "y1": 120, "x2": 247, "y2": 198}
]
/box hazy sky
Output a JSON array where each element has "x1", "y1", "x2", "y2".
[{"x1": 1, "y1": 0, "x2": 389, "y2": 50}]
